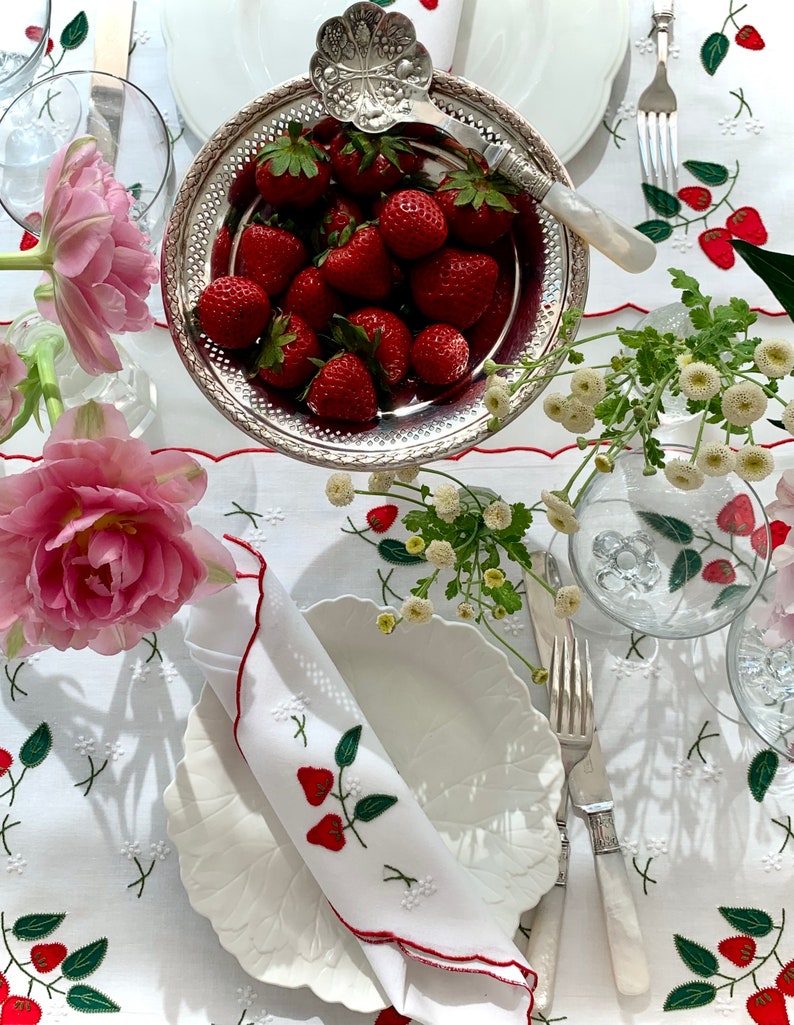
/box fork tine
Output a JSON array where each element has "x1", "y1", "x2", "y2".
[
  {"x1": 636, "y1": 112, "x2": 650, "y2": 179},
  {"x1": 548, "y1": 635, "x2": 563, "y2": 733},
  {"x1": 668, "y1": 110, "x2": 679, "y2": 173},
  {"x1": 581, "y1": 639, "x2": 594, "y2": 740},
  {"x1": 646, "y1": 111, "x2": 659, "y2": 179}
]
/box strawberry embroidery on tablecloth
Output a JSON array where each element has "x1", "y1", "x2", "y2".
[
  {"x1": 665, "y1": 906, "x2": 792, "y2": 1022},
  {"x1": 701, "y1": 0, "x2": 765, "y2": 76},
  {"x1": 301, "y1": 725, "x2": 397, "y2": 851},
  {"x1": 0, "y1": 911, "x2": 119, "y2": 1015},
  {"x1": 636, "y1": 159, "x2": 769, "y2": 267},
  {"x1": 0, "y1": 725, "x2": 51, "y2": 807}
]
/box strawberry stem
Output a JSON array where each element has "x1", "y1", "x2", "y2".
[{"x1": 0, "y1": 912, "x2": 65, "y2": 998}]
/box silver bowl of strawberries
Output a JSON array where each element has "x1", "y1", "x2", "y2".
[{"x1": 161, "y1": 71, "x2": 588, "y2": 471}]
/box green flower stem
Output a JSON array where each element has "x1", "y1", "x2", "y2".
[
  {"x1": 689, "y1": 411, "x2": 709, "y2": 462},
  {"x1": 32, "y1": 332, "x2": 65, "y2": 428},
  {"x1": 479, "y1": 610, "x2": 542, "y2": 679}
]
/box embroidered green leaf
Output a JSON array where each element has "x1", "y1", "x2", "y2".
[
  {"x1": 748, "y1": 749, "x2": 779, "y2": 802},
  {"x1": 354, "y1": 793, "x2": 398, "y2": 822},
  {"x1": 718, "y1": 906, "x2": 774, "y2": 937},
  {"x1": 669, "y1": 549, "x2": 702, "y2": 593},
  {"x1": 62, "y1": 938, "x2": 108, "y2": 980},
  {"x1": 19, "y1": 722, "x2": 52, "y2": 768},
  {"x1": 635, "y1": 218, "x2": 674, "y2": 243},
  {"x1": 60, "y1": 10, "x2": 89, "y2": 50},
  {"x1": 711, "y1": 583, "x2": 750, "y2": 610},
  {"x1": 641, "y1": 183, "x2": 681, "y2": 218},
  {"x1": 377, "y1": 538, "x2": 424, "y2": 566},
  {"x1": 637, "y1": 511, "x2": 693, "y2": 544},
  {"x1": 683, "y1": 160, "x2": 729, "y2": 186},
  {"x1": 700, "y1": 32, "x2": 729, "y2": 75},
  {"x1": 731, "y1": 242, "x2": 794, "y2": 320},
  {"x1": 673, "y1": 935, "x2": 719, "y2": 977},
  {"x1": 664, "y1": 981, "x2": 716, "y2": 1010},
  {"x1": 335, "y1": 725, "x2": 362, "y2": 767},
  {"x1": 13, "y1": 913, "x2": 66, "y2": 941},
  {"x1": 66, "y1": 984, "x2": 120, "y2": 1013}
]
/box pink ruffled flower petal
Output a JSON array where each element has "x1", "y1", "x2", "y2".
[{"x1": 0, "y1": 341, "x2": 28, "y2": 437}]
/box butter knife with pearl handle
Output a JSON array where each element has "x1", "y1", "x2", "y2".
[{"x1": 523, "y1": 551, "x2": 573, "y2": 1016}]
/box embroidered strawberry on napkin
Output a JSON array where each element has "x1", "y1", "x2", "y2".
[
  {"x1": 185, "y1": 536, "x2": 537, "y2": 1025},
  {"x1": 382, "y1": 0, "x2": 465, "y2": 71}
]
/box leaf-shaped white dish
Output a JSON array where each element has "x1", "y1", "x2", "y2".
[{"x1": 164, "y1": 596, "x2": 563, "y2": 1013}]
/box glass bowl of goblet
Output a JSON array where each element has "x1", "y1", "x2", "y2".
[{"x1": 0, "y1": 0, "x2": 52, "y2": 111}]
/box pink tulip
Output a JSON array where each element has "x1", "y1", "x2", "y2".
[
  {"x1": 4, "y1": 137, "x2": 159, "y2": 376},
  {"x1": 0, "y1": 341, "x2": 27, "y2": 438},
  {"x1": 0, "y1": 401, "x2": 236, "y2": 658}
]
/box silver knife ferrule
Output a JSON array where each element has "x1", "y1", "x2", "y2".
[
  {"x1": 483, "y1": 144, "x2": 553, "y2": 202},
  {"x1": 584, "y1": 806, "x2": 621, "y2": 855},
  {"x1": 554, "y1": 820, "x2": 570, "y2": 885}
]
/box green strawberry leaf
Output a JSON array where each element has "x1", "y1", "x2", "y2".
[
  {"x1": 730, "y1": 242, "x2": 794, "y2": 319},
  {"x1": 673, "y1": 935, "x2": 719, "y2": 977},
  {"x1": 62, "y1": 938, "x2": 108, "y2": 980},
  {"x1": 747, "y1": 748, "x2": 779, "y2": 802},
  {"x1": 377, "y1": 538, "x2": 424, "y2": 565},
  {"x1": 66, "y1": 984, "x2": 120, "y2": 1013},
  {"x1": 335, "y1": 725, "x2": 362, "y2": 767},
  {"x1": 19, "y1": 722, "x2": 52, "y2": 768},
  {"x1": 13, "y1": 913, "x2": 66, "y2": 941},
  {"x1": 683, "y1": 160, "x2": 729, "y2": 186},
  {"x1": 637, "y1": 511, "x2": 694, "y2": 544},
  {"x1": 718, "y1": 906, "x2": 774, "y2": 937},
  {"x1": 60, "y1": 11, "x2": 89, "y2": 50},
  {"x1": 701, "y1": 32, "x2": 729, "y2": 75},
  {"x1": 354, "y1": 794, "x2": 398, "y2": 822},
  {"x1": 711, "y1": 583, "x2": 750, "y2": 609},
  {"x1": 635, "y1": 219, "x2": 673, "y2": 243},
  {"x1": 664, "y1": 982, "x2": 716, "y2": 1010},
  {"x1": 641, "y1": 184, "x2": 681, "y2": 218},
  {"x1": 669, "y1": 549, "x2": 702, "y2": 592}
]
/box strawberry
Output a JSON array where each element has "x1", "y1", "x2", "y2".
[
  {"x1": 320, "y1": 225, "x2": 392, "y2": 302},
  {"x1": 315, "y1": 190, "x2": 363, "y2": 250},
  {"x1": 196, "y1": 276, "x2": 271, "y2": 350},
  {"x1": 227, "y1": 157, "x2": 259, "y2": 209},
  {"x1": 0, "y1": 748, "x2": 11, "y2": 777},
  {"x1": 379, "y1": 188, "x2": 448, "y2": 259},
  {"x1": 253, "y1": 312, "x2": 321, "y2": 390},
  {"x1": 698, "y1": 227, "x2": 735, "y2": 269},
  {"x1": 30, "y1": 943, "x2": 67, "y2": 974},
  {"x1": 726, "y1": 206, "x2": 768, "y2": 245},
  {"x1": 0, "y1": 974, "x2": 6, "y2": 1003},
  {"x1": 283, "y1": 266, "x2": 343, "y2": 332},
  {"x1": 375, "y1": 1009, "x2": 412, "y2": 1025},
  {"x1": 718, "y1": 935, "x2": 756, "y2": 966},
  {"x1": 297, "y1": 766, "x2": 334, "y2": 806},
  {"x1": 702, "y1": 559, "x2": 737, "y2": 584},
  {"x1": 746, "y1": 987, "x2": 790, "y2": 1025},
  {"x1": 776, "y1": 959, "x2": 794, "y2": 996},
  {"x1": 329, "y1": 128, "x2": 418, "y2": 197},
  {"x1": 717, "y1": 493, "x2": 755, "y2": 535},
  {"x1": 435, "y1": 155, "x2": 518, "y2": 246},
  {"x1": 236, "y1": 222, "x2": 308, "y2": 296},
  {"x1": 347, "y1": 307, "x2": 413, "y2": 385},
  {"x1": 409, "y1": 246, "x2": 499, "y2": 329},
  {"x1": 752, "y1": 520, "x2": 791, "y2": 559},
  {"x1": 735, "y1": 24, "x2": 765, "y2": 50},
  {"x1": 366, "y1": 504, "x2": 399, "y2": 532},
  {"x1": 678, "y1": 186, "x2": 712, "y2": 211},
  {"x1": 466, "y1": 258, "x2": 515, "y2": 356},
  {"x1": 411, "y1": 324, "x2": 470, "y2": 385},
  {"x1": 306, "y1": 812, "x2": 346, "y2": 851},
  {"x1": 305, "y1": 352, "x2": 379, "y2": 422},
  {"x1": 255, "y1": 121, "x2": 331, "y2": 210},
  {"x1": 209, "y1": 223, "x2": 232, "y2": 280},
  {"x1": 19, "y1": 230, "x2": 39, "y2": 252},
  {"x1": 0, "y1": 996, "x2": 42, "y2": 1025}
]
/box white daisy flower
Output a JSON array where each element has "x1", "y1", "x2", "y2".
[
  {"x1": 678, "y1": 361, "x2": 721, "y2": 401},
  {"x1": 754, "y1": 338, "x2": 794, "y2": 378},
  {"x1": 696, "y1": 441, "x2": 736, "y2": 477},
  {"x1": 484, "y1": 568, "x2": 505, "y2": 589},
  {"x1": 325, "y1": 472, "x2": 355, "y2": 507},
  {"x1": 456, "y1": 601, "x2": 476, "y2": 620},
  {"x1": 401, "y1": 595, "x2": 434, "y2": 624},
  {"x1": 570, "y1": 367, "x2": 607, "y2": 406},
  {"x1": 368, "y1": 471, "x2": 395, "y2": 493},
  {"x1": 483, "y1": 500, "x2": 512, "y2": 531},
  {"x1": 554, "y1": 585, "x2": 581, "y2": 618},
  {"x1": 734, "y1": 445, "x2": 775, "y2": 482},
  {"x1": 396, "y1": 466, "x2": 420, "y2": 483},
  {"x1": 664, "y1": 458, "x2": 705, "y2": 491},
  {"x1": 542, "y1": 391, "x2": 568, "y2": 423},
  {"x1": 431, "y1": 483, "x2": 461, "y2": 523},
  {"x1": 377, "y1": 612, "x2": 396, "y2": 635},
  {"x1": 560, "y1": 397, "x2": 596, "y2": 434},
  {"x1": 782, "y1": 401, "x2": 794, "y2": 436},
  {"x1": 484, "y1": 384, "x2": 511, "y2": 419},
  {"x1": 425, "y1": 539, "x2": 456, "y2": 569},
  {"x1": 541, "y1": 490, "x2": 581, "y2": 535},
  {"x1": 721, "y1": 381, "x2": 768, "y2": 427}
]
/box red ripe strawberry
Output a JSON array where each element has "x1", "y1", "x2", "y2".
[
  {"x1": 699, "y1": 227, "x2": 735, "y2": 269},
  {"x1": 746, "y1": 987, "x2": 790, "y2": 1025},
  {"x1": 196, "y1": 275, "x2": 271, "y2": 350},
  {"x1": 678, "y1": 186, "x2": 712, "y2": 211},
  {"x1": 236, "y1": 223, "x2": 308, "y2": 296},
  {"x1": 305, "y1": 352, "x2": 379, "y2": 422},
  {"x1": 320, "y1": 225, "x2": 392, "y2": 302},
  {"x1": 466, "y1": 259, "x2": 515, "y2": 356},
  {"x1": 254, "y1": 312, "x2": 321, "y2": 390},
  {"x1": 411, "y1": 324, "x2": 470, "y2": 385},
  {"x1": 776, "y1": 959, "x2": 794, "y2": 996},
  {"x1": 297, "y1": 766, "x2": 334, "y2": 806},
  {"x1": 19, "y1": 229, "x2": 39, "y2": 252},
  {"x1": 227, "y1": 157, "x2": 258, "y2": 209},
  {"x1": 735, "y1": 24, "x2": 765, "y2": 50},
  {"x1": 254, "y1": 121, "x2": 331, "y2": 210},
  {"x1": 306, "y1": 812, "x2": 346, "y2": 851},
  {"x1": 751, "y1": 520, "x2": 792, "y2": 559},
  {"x1": 375, "y1": 1009, "x2": 412, "y2": 1025},
  {"x1": 717, "y1": 493, "x2": 756, "y2": 535},
  {"x1": 347, "y1": 307, "x2": 413, "y2": 385},
  {"x1": 329, "y1": 128, "x2": 418, "y2": 197},
  {"x1": 0, "y1": 995, "x2": 42, "y2": 1024},
  {"x1": 379, "y1": 188, "x2": 448, "y2": 259},
  {"x1": 209, "y1": 223, "x2": 232, "y2": 280},
  {"x1": 718, "y1": 935, "x2": 756, "y2": 966},
  {"x1": 410, "y1": 247, "x2": 499, "y2": 329},
  {"x1": 0, "y1": 971, "x2": 7, "y2": 1002},
  {"x1": 283, "y1": 266, "x2": 343, "y2": 332},
  {"x1": 366, "y1": 504, "x2": 399, "y2": 532},
  {"x1": 435, "y1": 156, "x2": 518, "y2": 246},
  {"x1": 726, "y1": 206, "x2": 768, "y2": 245},
  {"x1": 702, "y1": 559, "x2": 737, "y2": 584},
  {"x1": 315, "y1": 190, "x2": 363, "y2": 250},
  {"x1": 30, "y1": 943, "x2": 67, "y2": 974},
  {"x1": 0, "y1": 748, "x2": 11, "y2": 777}
]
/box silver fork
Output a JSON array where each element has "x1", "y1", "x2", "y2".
[
  {"x1": 548, "y1": 635, "x2": 595, "y2": 783},
  {"x1": 636, "y1": 0, "x2": 678, "y2": 193}
]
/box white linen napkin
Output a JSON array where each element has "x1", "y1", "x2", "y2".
[
  {"x1": 184, "y1": 535, "x2": 536, "y2": 1025},
  {"x1": 392, "y1": 0, "x2": 464, "y2": 71}
]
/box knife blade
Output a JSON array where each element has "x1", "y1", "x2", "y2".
[
  {"x1": 568, "y1": 728, "x2": 651, "y2": 995},
  {"x1": 87, "y1": 0, "x2": 136, "y2": 168},
  {"x1": 522, "y1": 551, "x2": 573, "y2": 1016}
]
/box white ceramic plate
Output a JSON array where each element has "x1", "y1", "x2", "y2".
[
  {"x1": 164, "y1": 596, "x2": 563, "y2": 1013},
  {"x1": 161, "y1": 0, "x2": 629, "y2": 162}
]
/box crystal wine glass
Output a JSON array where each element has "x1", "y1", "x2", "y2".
[{"x1": 0, "y1": 0, "x2": 52, "y2": 111}]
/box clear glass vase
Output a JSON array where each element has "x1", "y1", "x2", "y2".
[{"x1": 7, "y1": 310, "x2": 157, "y2": 438}]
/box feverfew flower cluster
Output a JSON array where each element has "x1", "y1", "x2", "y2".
[{"x1": 324, "y1": 466, "x2": 580, "y2": 683}]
